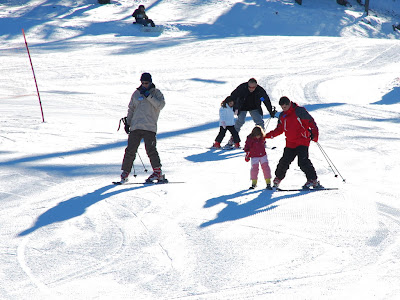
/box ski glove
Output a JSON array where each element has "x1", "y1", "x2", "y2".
[
  {"x1": 138, "y1": 86, "x2": 150, "y2": 97},
  {"x1": 309, "y1": 129, "x2": 318, "y2": 142},
  {"x1": 270, "y1": 106, "x2": 277, "y2": 118},
  {"x1": 245, "y1": 152, "x2": 250, "y2": 162},
  {"x1": 124, "y1": 122, "x2": 130, "y2": 134},
  {"x1": 117, "y1": 117, "x2": 130, "y2": 134}
]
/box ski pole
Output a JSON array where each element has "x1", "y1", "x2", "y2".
[
  {"x1": 316, "y1": 142, "x2": 346, "y2": 182},
  {"x1": 132, "y1": 163, "x2": 137, "y2": 177},
  {"x1": 265, "y1": 106, "x2": 277, "y2": 131},
  {"x1": 137, "y1": 152, "x2": 148, "y2": 173},
  {"x1": 265, "y1": 117, "x2": 272, "y2": 131},
  {"x1": 265, "y1": 107, "x2": 277, "y2": 149}
]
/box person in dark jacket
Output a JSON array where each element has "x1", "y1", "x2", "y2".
[
  {"x1": 265, "y1": 96, "x2": 322, "y2": 189},
  {"x1": 132, "y1": 5, "x2": 155, "y2": 27},
  {"x1": 227, "y1": 78, "x2": 275, "y2": 145}
]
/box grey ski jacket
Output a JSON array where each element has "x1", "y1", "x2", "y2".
[{"x1": 127, "y1": 85, "x2": 165, "y2": 133}]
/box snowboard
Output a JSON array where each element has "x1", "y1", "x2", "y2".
[
  {"x1": 132, "y1": 23, "x2": 163, "y2": 33},
  {"x1": 141, "y1": 26, "x2": 164, "y2": 33}
]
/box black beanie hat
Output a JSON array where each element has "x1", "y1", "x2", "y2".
[{"x1": 140, "y1": 72, "x2": 152, "y2": 82}]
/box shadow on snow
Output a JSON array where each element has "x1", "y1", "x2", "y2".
[
  {"x1": 2, "y1": 0, "x2": 385, "y2": 54},
  {"x1": 372, "y1": 86, "x2": 400, "y2": 105},
  {"x1": 17, "y1": 184, "x2": 146, "y2": 236},
  {"x1": 200, "y1": 189, "x2": 304, "y2": 228},
  {"x1": 0, "y1": 103, "x2": 361, "y2": 169}
]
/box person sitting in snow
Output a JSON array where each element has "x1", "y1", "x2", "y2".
[
  {"x1": 211, "y1": 96, "x2": 240, "y2": 149},
  {"x1": 132, "y1": 5, "x2": 155, "y2": 27},
  {"x1": 243, "y1": 125, "x2": 272, "y2": 190},
  {"x1": 336, "y1": 0, "x2": 352, "y2": 7}
]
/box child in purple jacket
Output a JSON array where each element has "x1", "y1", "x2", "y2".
[{"x1": 243, "y1": 126, "x2": 272, "y2": 189}]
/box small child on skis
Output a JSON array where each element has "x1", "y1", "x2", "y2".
[
  {"x1": 212, "y1": 96, "x2": 240, "y2": 149},
  {"x1": 243, "y1": 125, "x2": 272, "y2": 189}
]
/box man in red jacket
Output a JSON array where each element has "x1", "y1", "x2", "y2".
[{"x1": 265, "y1": 96, "x2": 322, "y2": 189}]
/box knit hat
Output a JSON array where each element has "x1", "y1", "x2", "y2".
[{"x1": 140, "y1": 72, "x2": 152, "y2": 82}]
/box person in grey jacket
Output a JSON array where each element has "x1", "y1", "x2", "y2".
[{"x1": 120, "y1": 72, "x2": 165, "y2": 183}]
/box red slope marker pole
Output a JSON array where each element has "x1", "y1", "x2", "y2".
[{"x1": 22, "y1": 28, "x2": 45, "y2": 123}]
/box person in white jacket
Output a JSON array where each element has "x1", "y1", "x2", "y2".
[
  {"x1": 120, "y1": 72, "x2": 166, "y2": 183},
  {"x1": 212, "y1": 96, "x2": 240, "y2": 148}
]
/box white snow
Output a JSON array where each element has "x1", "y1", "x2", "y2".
[{"x1": 1, "y1": 0, "x2": 400, "y2": 299}]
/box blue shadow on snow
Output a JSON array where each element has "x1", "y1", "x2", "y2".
[
  {"x1": 2, "y1": 0, "x2": 381, "y2": 55},
  {"x1": 186, "y1": 148, "x2": 243, "y2": 163},
  {"x1": 0, "y1": 103, "x2": 347, "y2": 168},
  {"x1": 18, "y1": 184, "x2": 147, "y2": 237},
  {"x1": 371, "y1": 87, "x2": 400, "y2": 105},
  {"x1": 200, "y1": 189, "x2": 305, "y2": 228},
  {"x1": 190, "y1": 78, "x2": 227, "y2": 85}
]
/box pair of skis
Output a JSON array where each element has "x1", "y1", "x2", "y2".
[
  {"x1": 209, "y1": 145, "x2": 241, "y2": 150},
  {"x1": 113, "y1": 180, "x2": 169, "y2": 185},
  {"x1": 113, "y1": 174, "x2": 174, "y2": 185},
  {"x1": 275, "y1": 187, "x2": 338, "y2": 192},
  {"x1": 112, "y1": 177, "x2": 184, "y2": 186}
]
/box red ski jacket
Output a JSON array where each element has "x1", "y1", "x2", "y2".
[
  {"x1": 243, "y1": 136, "x2": 267, "y2": 158},
  {"x1": 265, "y1": 102, "x2": 318, "y2": 148}
]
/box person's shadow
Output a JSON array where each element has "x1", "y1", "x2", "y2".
[
  {"x1": 18, "y1": 184, "x2": 147, "y2": 237},
  {"x1": 200, "y1": 189, "x2": 303, "y2": 227}
]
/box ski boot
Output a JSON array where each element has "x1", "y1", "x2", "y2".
[
  {"x1": 211, "y1": 141, "x2": 221, "y2": 149},
  {"x1": 249, "y1": 180, "x2": 257, "y2": 190},
  {"x1": 145, "y1": 167, "x2": 168, "y2": 184},
  {"x1": 302, "y1": 179, "x2": 324, "y2": 190},
  {"x1": 223, "y1": 136, "x2": 234, "y2": 149},
  {"x1": 272, "y1": 177, "x2": 281, "y2": 189},
  {"x1": 119, "y1": 170, "x2": 130, "y2": 184}
]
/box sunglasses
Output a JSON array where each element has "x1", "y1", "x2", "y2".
[{"x1": 141, "y1": 81, "x2": 150, "y2": 85}]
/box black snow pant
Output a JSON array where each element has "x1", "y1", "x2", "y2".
[
  {"x1": 136, "y1": 18, "x2": 155, "y2": 27},
  {"x1": 215, "y1": 126, "x2": 240, "y2": 144},
  {"x1": 121, "y1": 129, "x2": 161, "y2": 172},
  {"x1": 275, "y1": 145, "x2": 317, "y2": 181}
]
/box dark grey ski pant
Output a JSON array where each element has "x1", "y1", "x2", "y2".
[
  {"x1": 121, "y1": 129, "x2": 161, "y2": 172},
  {"x1": 275, "y1": 146, "x2": 317, "y2": 181}
]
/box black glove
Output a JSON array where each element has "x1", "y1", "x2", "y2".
[
  {"x1": 270, "y1": 106, "x2": 277, "y2": 118},
  {"x1": 308, "y1": 128, "x2": 316, "y2": 141},
  {"x1": 118, "y1": 117, "x2": 130, "y2": 134},
  {"x1": 122, "y1": 117, "x2": 130, "y2": 134},
  {"x1": 138, "y1": 86, "x2": 150, "y2": 97}
]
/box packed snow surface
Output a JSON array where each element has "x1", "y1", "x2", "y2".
[{"x1": 1, "y1": 0, "x2": 400, "y2": 299}]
